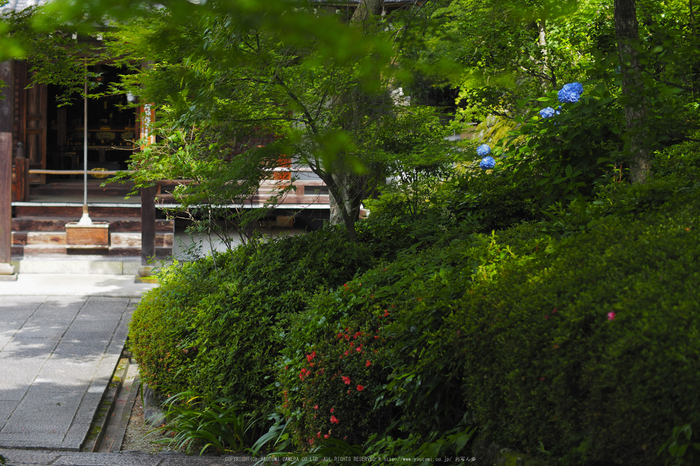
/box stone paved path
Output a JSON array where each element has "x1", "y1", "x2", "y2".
[
  {"x1": 0, "y1": 449, "x2": 260, "y2": 465},
  {"x1": 0, "y1": 296, "x2": 134, "y2": 450}
]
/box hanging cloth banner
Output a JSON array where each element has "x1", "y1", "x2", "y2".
[{"x1": 140, "y1": 104, "x2": 156, "y2": 149}]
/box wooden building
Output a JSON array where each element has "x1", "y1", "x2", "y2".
[{"x1": 0, "y1": 1, "x2": 333, "y2": 276}]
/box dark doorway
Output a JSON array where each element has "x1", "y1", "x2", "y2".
[{"x1": 46, "y1": 64, "x2": 136, "y2": 180}]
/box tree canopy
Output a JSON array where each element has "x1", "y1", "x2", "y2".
[{"x1": 1, "y1": 0, "x2": 699, "y2": 229}]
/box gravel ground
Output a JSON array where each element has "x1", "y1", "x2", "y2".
[{"x1": 121, "y1": 388, "x2": 173, "y2": 453}]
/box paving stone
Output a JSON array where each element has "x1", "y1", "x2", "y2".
[
  {"x1": 0, "y1": 448, "x2": 62, "y2": 465},
  {"x1": 32, "y1": 359, "x2": 101, "y2": 390},
  {"x1": 0, "y1": 290, "x2": 147, "y2": 452},
  {"x1": 35, "y1": 297, "x2": 86, "y2": 310},
  {"x1": 0, "y1": 387, "x2": 27, "y2": 402},
  {"x1": 0, "y1": 391, "x2": 82, "y2": 443},
  {"x1": 51, "y1": 342, "x2": 110, "y2": 359},
  {"x1": 0, "y1": 312, "x2": 34, "y2": 332},
  {"x1": 0, "y1": 401, "x2": 20, "y2": 431},
  {"x1": 0, "y1": 336, "x2": 12, "y2": 351},
  {"x1": 13, "y1": 324, "x2": 68, "y2": 340},
  {"x1": 0, "y1": 449, "x2": 258, "y2": 466}
]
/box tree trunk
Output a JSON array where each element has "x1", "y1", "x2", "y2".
[
  {"x1": 327, "y1": 171, "x2": 361, "y2": 241},
  {"x1": 324, "y1": 0, "x2": 383, "y2": 240},
  {"x1": 537, "y1": 20, "x2": 555, "y2": 89},
  {"x1": 614, "y1": 0, "x2": 651, "y2": 183},
  {"x1": 351, "y1": 0, "x2": 383, "y2": 26}
]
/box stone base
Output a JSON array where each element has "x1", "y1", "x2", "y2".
[
  {"x1": 134, "y1": 265, "x2": 158, "y2": 283},
  {"x1": 0, "y1": 262, "x2": 16, "y2": 280}
]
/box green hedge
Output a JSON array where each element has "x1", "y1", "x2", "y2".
[
  {"x1": 279, "y1": 153, "x2": 700, "y2": 464},
  {"x1": 132, "y1": 141, "x2": 700, "y2": 462},
  {"x1": 448, "y1": 201, "x2": 700, "y2": 464},
  {"x1": 130, "y1": 226, "x2": 379, "y2": 415}
]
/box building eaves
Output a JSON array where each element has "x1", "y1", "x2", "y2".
[{"x1": 1, "y1": 0, "x2": 47, "y2": 15}]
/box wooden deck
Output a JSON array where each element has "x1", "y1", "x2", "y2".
[{"x1": 10, "y1": 176, "x2": 330, "y2": 259}]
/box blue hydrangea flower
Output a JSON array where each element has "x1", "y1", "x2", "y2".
[
  {"x1": 539, "y1": 107, "x2": 555, "y2": 119},
  {"x1": 558, "y1": 89, "x2": 580, "y2": 103},
  {"x1": 558, "y1": 82, "x2": 584, "y2": 103},
  {"x1": 480, "y1": 156, "x2": 496, "y2": 170},
  {"x1": 562, "y1": 82, "x2": 583, "y2": 95},
  {"x1": 476, "y1": 144, "x2": 491, "y2": 157}
]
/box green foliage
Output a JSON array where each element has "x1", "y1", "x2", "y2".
[
  {"x1": 364, "y1": 105, "x2": 459, "y2": 218},
  {"x1": 447, "y1": 204, "x2": 700, "y2": 465},
  {"x1": 279, "y1": 285, "x2": 396, "y2": 447},
  {"x1": 130, "y1": 257, "x2": 223, "y2": 396},
  {"x1": 496, "y1": 81, "x2": 623, "y2": 205},
  {"x1": 3, "y1": 7, "x2": 109, "y2": 105},
  {"x1": 130, "y1": 226, "x2": 379, "y2": 419},
  {"x1": 153, "y1": 391, "x2": 262, "y2": 455},
  {"x1": 275, "y1": 143, "x2": 700, "y2": 464},
  {"x1": 658, "y1": 424, "x2": 700, "y2": 466},
  {"x1": 250, "y1": 414, "x2": 293, "y2": 457},
  {"x1": 279, "y1": 231, "x2": 522, "y2": 452},
  {"x1": 364, "y1": 423, "x2": 478, "y2": 465}
]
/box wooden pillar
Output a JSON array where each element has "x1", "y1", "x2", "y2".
[
  {"x1": 0, "y1": 61, "x2": 17, "y2": 278},
  {"x1": 140, "y1": 185, "x2": 156, "y2": 266},
  {"x1": 136, "y1": 62, "x2": 158, "y2": 278},
  {"x1": 13, "y1": 143, "x2": 28, "y2": 202},
  {"x1": 138, "y1": 106, "x2": 157, "y2": 268}
]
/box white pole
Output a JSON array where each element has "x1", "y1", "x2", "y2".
[{"x1": 77, "y1": 60, "x2": 92, "y2": 226}]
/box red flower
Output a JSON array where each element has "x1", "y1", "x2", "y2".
[
  {"x1": 607, "y1": 311, "x2": 616, "y2": 321},
  {"x1": 330, "y1": 407, "x2": 334, "y2": 413},
  {"x1": 314, "y1": 405, "x2": 318, "y2": 410},
  {"x1": 357, "y1": 385, "x2": 364, "y2": 391},
  {"x1": 306, "y1": 351, "x2": 316, "y2": 363},
  {"x1": 330, "y1": 415, "x2": 339, "y2": 424},
  {"x1": 324, "y1": 434, "x2": 329, "y2": 439},
  {"x1": 366, "y1": 360, "x2": 372, "y2": 367},
  {"x1": 341, "y1": 375, "x2": 351, "y2": 385},
  {"x1": 356, "y1": 346, "x2": 362, "y2": 352}
]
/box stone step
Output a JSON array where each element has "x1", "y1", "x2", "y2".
[
  {"x1": 12, "y1": 244, "x2": 173, "y2": 266},
  {"x1": 17, "y1": 244, "x2": 172, "y2": 259},
  {"x1": 11, "y1": 257, "x2": 143, "y2": 275}
]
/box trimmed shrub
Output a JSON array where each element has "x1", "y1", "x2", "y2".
[
  {"x1": 130, "y1": 226, "x2": 379, "y2": 416},
  {"x1": 280, "y1": 232, "x2": 523, "y2": 449},
  {"x1": 129, "y1": 255, "x2": 232, "y2": 397},
  {"x1": 445, "y1": 201, "x2": 700, "y2": 465},
  {"x1": 278, "y1": 147, "x2": 700, "y2": 463}
]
